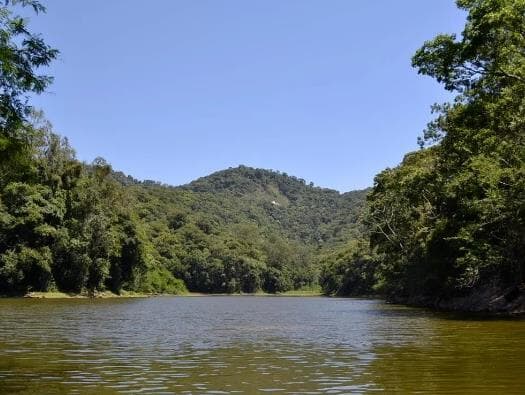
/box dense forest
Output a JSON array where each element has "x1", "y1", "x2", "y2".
[
  {"x1": 364, "y1": 0, "x2": 525, "y2": 312},
  {"x1": 112, "y1": 166, "x2": 367, "y2": 294},
  {"x1": 0, "y1": 0, "x2": 523, "y2": 312}
]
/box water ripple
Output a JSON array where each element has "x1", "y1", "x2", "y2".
[{"x1": 0, "y1": 297, "x2": 524, "y2": 394}]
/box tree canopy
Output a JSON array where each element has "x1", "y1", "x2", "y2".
[{"x1": 365, "y1": 0, "x2": 525, "y2": 306}]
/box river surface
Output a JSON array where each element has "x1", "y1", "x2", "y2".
[{"x1": 0, "y1": 296, "x2": 524, "y2": 394}]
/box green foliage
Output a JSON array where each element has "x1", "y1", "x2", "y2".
[
  {"x1": 0, "y1": 246, "x2": 52, "y2": 293},
  {"x1": 319, "y1": 239, "x2": 378, "y2": 296},
  {"x1": 413, "y1": 0, "x2": 525, "y2": 94},
  {"x1": 121, "y1": 166, "x2": 368, "y2": 294},
  {"x1": 181, "y1": 166, "x2": 368, "y2": 245},
  {"x1": 0, "y1": 121, "x2": 188, "y2": 296},
  {"x1": 0, "y1": 0, "x2": 58, "y2": 177},
  {"x1": 137, "y1": 266, "x2": 187, "y2": 294},
  {"x1": 368, "y1": 0, "x2": 525, "y2": 302}
]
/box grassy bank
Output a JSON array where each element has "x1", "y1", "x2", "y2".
[
  {"x1": 17, "y1": 287, "x2": 324, "y2": 299},
  {"x1": 22, "y1": 291, "x2": 151, "y2": 299}
]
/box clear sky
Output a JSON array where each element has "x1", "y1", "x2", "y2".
[{"x1": 30, "y1": 1, "x2": 466, "y2": 192}]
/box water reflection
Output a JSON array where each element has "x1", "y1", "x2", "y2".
[{"x1": 0, "y1": 296, "x2": 523, "y2": 394}]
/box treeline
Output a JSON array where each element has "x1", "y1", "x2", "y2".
[
  {"x1": 320, "y1": 0, "x2": 525, "y2": 310},
  {"x1": 0, "y1": 117, "x2": 186, "y2": 295}
]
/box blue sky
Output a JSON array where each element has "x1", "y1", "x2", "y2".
[{"x1": 30, "y1": 1, "x2": 465, "y2": 191}]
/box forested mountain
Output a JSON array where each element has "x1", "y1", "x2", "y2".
[
  {"x1": 115, "y1": 167, "x2": 368, "y2": 294},
  {"x1": 167, "y1": 166, "x2": 366, "y2": 245}
]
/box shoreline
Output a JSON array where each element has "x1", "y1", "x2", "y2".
[
  {"x1": 183, "y1": 291, "x2": 324, "y2": 297},
  {"x1": 386, "y1": 284, "x2": 525, "y2": 317},
  {"x1": 19, "y1": 291, "x2": 152, "y2": 299},
  {"x1": 4, "y1": 290, "x2": 325, "y2": 299},
  {"x1": 4, "y1": 291, "x2": 523, "y2": 316}
]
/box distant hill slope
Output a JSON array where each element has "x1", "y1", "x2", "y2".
[
  {"x1": 111, "y1": 166, "x2": 369, "y2": 293},
  {"x1": 120, "y1": 165, "x2": 368, "y2": 245},
  {"x1": 182, "y1": 166, "x2": 368, "y2": 244}
]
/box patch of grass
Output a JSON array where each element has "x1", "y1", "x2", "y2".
[
  {"x1": 24, "y1": 291, "x2": 151, "y2": 299},
  {"x1": 280, "y1": 287, "x2": 323, "y2": 296}
]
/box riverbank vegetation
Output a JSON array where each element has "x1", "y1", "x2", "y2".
[
  {"x1": 325, "y1": 0, "x2": 525, "y2": 313},
  {"x1": 376, "y1": 0, "x2": 524, "y2": 311},
  {"x1": 0, "y1": 0, "x2": 523, "y2": 312}
]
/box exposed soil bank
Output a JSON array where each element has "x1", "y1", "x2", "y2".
[{"x1": 390, "y1": 283, "x2": 525, "y2": 316}]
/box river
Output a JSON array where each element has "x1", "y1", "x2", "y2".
[{"x1": 0, "y1": 296, "x2": 524, "y2": 394}]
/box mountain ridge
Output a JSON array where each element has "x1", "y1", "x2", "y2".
[
  {"x1": 117, "y1": 165, "x2": 369, "y2": 245},
  {"x1": 113, "y1": 164, "x2": 367, "y2": 194}
]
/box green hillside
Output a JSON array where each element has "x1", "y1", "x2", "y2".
[{"x1": 115, "y1": 166, "x2": 368, "y2": 293}]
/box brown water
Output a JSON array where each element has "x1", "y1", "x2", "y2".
[{"x1": 0, "y1": 296, "x2": 524, "y2": 394}]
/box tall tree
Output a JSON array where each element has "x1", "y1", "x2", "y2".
[{"x1": 0, "y1": 0, "x2": 58, "y2": 183}]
